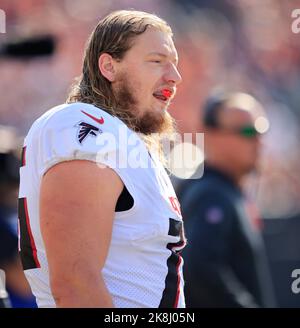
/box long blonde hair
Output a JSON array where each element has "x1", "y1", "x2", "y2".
[
  {"x1": 66, "y1": 10, "x2": 177, "y2": 164},
  {"x1": 66, "y1": 10, "x2": 173, "y2": 130}
]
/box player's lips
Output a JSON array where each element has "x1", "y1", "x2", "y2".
[{"x1": 153, "y1": 88, "x2": 175, "y2": 102}]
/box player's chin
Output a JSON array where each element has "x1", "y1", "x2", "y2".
[
  {"x1": 153, "y1": 97, "x2": 170, "y2": 110},
  {"x1": 155, "y1": 104, "x2": 170, "y2": 116},
  {"x1": 138, "y1": 110, "x2": 167, "y2": 135},
  {"x1": 153, "y1": 106, "x2": 169, "y2": 115}
]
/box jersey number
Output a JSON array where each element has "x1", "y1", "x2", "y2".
[
  {"x1": 159, "y1": 218, "x2": 185, "y2": 308},
  {"x1": 18, "y1": 146, "x2": 40, "y2": 270}
]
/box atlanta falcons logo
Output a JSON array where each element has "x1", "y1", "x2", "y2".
[{"x1": 76, "y1": 122, "x2": 101, "y2": 144}]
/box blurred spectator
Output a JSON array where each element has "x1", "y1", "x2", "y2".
[
  {"x1": 0, "y1": 125, "x2": 36, "y2": 307},
  {"x1": 178, "y1": 92, "x2": 276, "y2": 307}
]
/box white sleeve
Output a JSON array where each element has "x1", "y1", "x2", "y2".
[{"x1": 37, "y1": 104, "x2": 125, "y2": 177}]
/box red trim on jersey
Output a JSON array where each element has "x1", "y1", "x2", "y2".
[
  {"x1": 169, "y1": 196, "x2": 182, "y2": 217},
  {"x1": 17, "y1": 219, "x2": 21, "y2": 252},
  {"x1": 174, "y1": 255, "x2": 182, "y2": 308},
  {"x1": 22, "y1": 146, "x2": 26, "y2": 166},
  {"x1": 24, "y1": 198, "x2": 40, "y2": 268}
]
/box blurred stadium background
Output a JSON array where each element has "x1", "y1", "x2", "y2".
[{"x1": 0, "y1": 0, "x2": 300, "y2": 307}]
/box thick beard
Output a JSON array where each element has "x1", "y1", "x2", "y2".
[{"x1": 113, "y1": 74, "x2": 175, "y2": 135}]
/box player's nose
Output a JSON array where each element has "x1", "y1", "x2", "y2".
[{"x1": 165, "y1": 64, "x2": 182, "y2": 85}]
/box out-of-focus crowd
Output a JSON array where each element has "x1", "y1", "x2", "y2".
[{"x1": 1, "y1": 0, "x2": 300, "y2": 219}]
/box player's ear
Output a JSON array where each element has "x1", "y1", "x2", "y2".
[{"x1": 98, "y1": 53, "x2": 117, "y2": 82}]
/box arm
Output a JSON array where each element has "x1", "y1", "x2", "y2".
[
  {"x1": 40, "y1": 160, "x2": 123, "y2": 307},
  {"x1": 0, "y1": 221, "x2": 33, "y2": 302},
  {"x1": 4, "y1": 256, "x2": 34, "y2": 298}
]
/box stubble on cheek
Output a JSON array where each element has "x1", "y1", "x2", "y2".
[{"x1": 112, "y1": 72, "x2": 175, "y2": 134}]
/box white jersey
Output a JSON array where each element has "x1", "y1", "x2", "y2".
[{"x1": 18, "y1": 102, "x2": 186, "y2": 308}]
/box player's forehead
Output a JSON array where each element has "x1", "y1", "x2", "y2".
[{"x1": 128, "y1": 27, "x2": 178, "y2": 63}]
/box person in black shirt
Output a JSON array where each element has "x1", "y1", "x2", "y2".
[
  {"x1": 0, "y1": 127, "x2": 36, "y2": 307},
  {"x1": 0, "y1": 149, "x2": 19, "y2": 308},
  {"x1": 178, "y1": 92, "x2": 276, "y2": 308}
]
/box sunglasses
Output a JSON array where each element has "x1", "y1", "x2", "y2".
[{"x1": 216, "y1": 125, "x2": 261, "y2": 138}]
